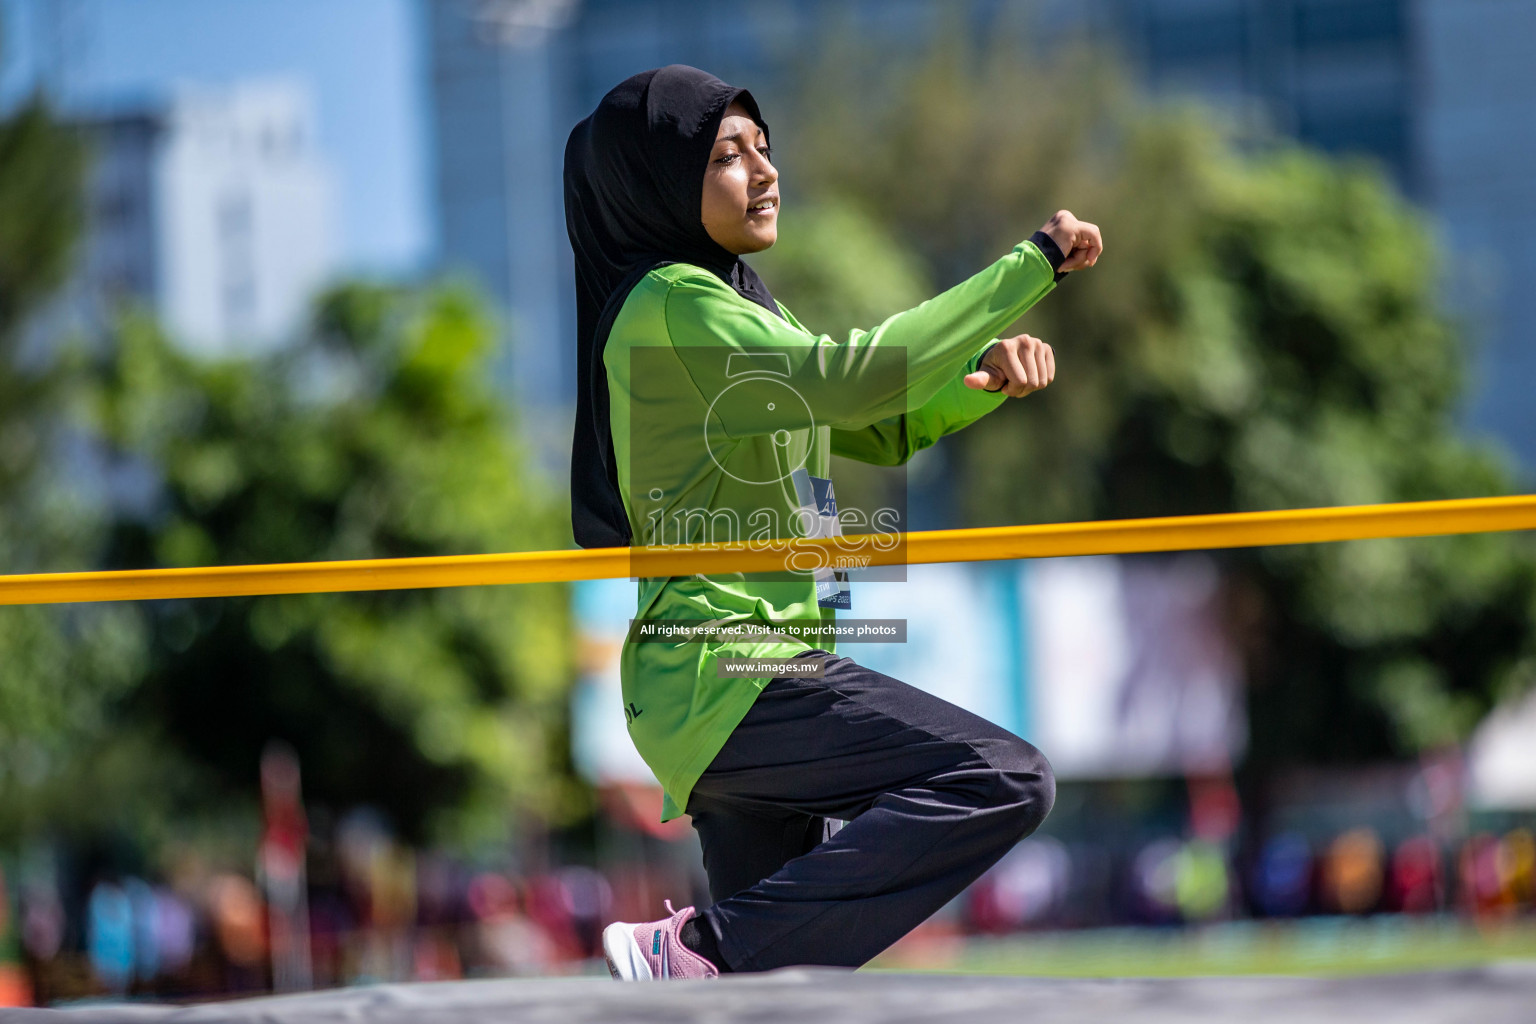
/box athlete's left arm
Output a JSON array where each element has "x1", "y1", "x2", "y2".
[{"x1": 823, "y1": 225, "x2": 1075, "y2": 466}]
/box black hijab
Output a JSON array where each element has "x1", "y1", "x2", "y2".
[{"x1": 564, "y1": 64, "x2": 783, "y2": 550}]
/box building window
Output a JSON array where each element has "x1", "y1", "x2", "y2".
[
  {"x1": 1146, "y1": 9, "x2": 1247, "y2": 66},
  {"x1": 95, "y1": 185, "x2": 137, "y2": 229},
  {"x1": 218, "y1": 191, "x2": 253, "y2": 240},
  {"x1": 1297, "y1": 103, "x2": 1410, "y2": 182},
  {"x1": 218, "y1": 190, "x2": 257, "y2": 336},
  {"x1": 1295, "y1": 0, "x2": 1404, "y2": 51}
]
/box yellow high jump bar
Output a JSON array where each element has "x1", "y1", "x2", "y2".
[{"x1": 0, "y1": 494, "x2": 1533, "y2": 607}]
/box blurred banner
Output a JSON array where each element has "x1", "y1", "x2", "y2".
[
  {"x1": 1469, "y1": 687, "x2": 1536, "y2": 809},
  {"x1": 1022, "y1": 555, "x2": 1246, "y2": 778},
  {"x1": 571, "y1": 554, "x2": 1246, "y2": 787}
]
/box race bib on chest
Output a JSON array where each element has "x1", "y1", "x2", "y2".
[{"x1": 790, "y1": 467, "x2": 852, "y2": 610}]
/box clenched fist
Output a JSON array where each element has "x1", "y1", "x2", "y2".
[
  {"x1": 963, "y1": 334, "x2": 1055, "y2": 397},
  {"x1": 1039, "y1": 209, "x2": 1103, "y2": 271}
]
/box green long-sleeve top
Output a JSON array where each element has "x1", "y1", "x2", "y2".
[{"x1": 605, "y1": 236, "x2": 1060, "y2": 820}]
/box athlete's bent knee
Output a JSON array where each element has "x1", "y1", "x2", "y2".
[{"x1": 988, "y1": 738, "x2": 1056, "y2": 840}]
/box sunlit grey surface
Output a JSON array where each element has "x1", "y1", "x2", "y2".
[{"x1": 8, "y1": 964, "x2": 1536, "y2": 1024}]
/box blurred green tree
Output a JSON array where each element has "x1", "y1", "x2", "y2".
[
  {"x1": 765, "y1": 27, "x2": 1536, "y2": 767},
  {"x1": 82, "y1": 282, "x2": 577, "y2": 845},
  {"x1": 0, "y1": 92, "x2": 150, "y2": 843}
]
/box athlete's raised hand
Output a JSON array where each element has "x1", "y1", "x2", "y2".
[
  {"x1": 1038, "y1": 209, "x2": 1102, "y2": 271},
  {"x1": 963, "y1": 334, "x2": 1055, "y2": 398}
]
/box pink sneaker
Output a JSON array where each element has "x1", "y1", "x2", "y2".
[{"x1": 601, "y1": 899, "x2": 720, "y2": 981}]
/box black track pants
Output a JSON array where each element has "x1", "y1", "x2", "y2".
[{"x1": 687, "y1": 647, "x2": 1056, "y2": 972}]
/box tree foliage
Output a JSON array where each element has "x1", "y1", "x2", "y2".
[
  {"x1": 80, "y1": 282, "x2": 577, "y2": 844},
  {"x1": 0, "y1": 93, "x2": 153, "y2": 840},
  {"x1": 765, "y1": 30, "x2": 1536, "y2": 765}
]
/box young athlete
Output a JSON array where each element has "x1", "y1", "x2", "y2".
[{"x1": 564, "y1": 64, "x2": 1102, "y2": 978}]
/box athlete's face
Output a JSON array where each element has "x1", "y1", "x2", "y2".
[{"x1": 701, "y1": 99, "x2": 779, "y2": 255}]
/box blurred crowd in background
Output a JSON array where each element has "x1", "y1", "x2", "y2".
[
  {"x1": 2, "y1": 777, "x2": 1533, "y2": 1003},
  {"x1": 2, "y1": 0, "x2": 1536, "y2": 1008},
  {"x1": 1, "y1": 811, "x2": 645, "y2": 1002}
]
